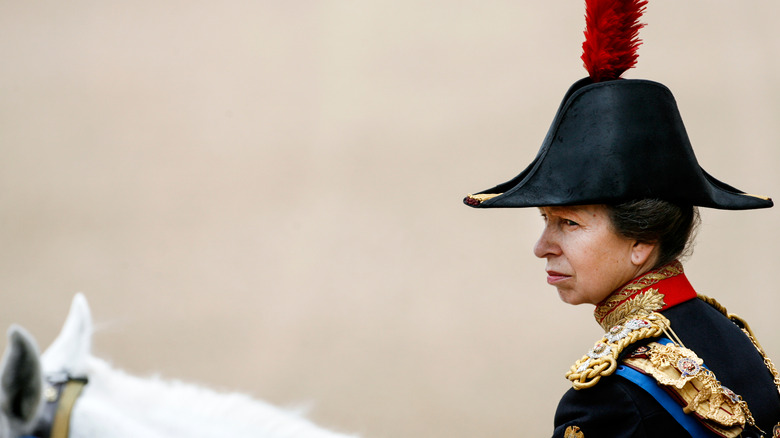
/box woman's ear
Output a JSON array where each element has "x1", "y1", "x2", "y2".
[{"x1": 630, "y1": 241, "x2": 658, "y2": 267}]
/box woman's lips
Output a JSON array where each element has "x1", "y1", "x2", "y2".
[{"x1": 546, "y1": 271, "x2": 571, "y2": 284}]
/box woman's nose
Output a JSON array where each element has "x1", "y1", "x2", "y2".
[{"x1": 533, "y1": 227, "x2": 560, "y2": 259}]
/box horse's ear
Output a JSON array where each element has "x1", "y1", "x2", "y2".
[
  {"x1": 0, "y1": 326, "x2": 43, "y2": 427},
  {"x1": 41, "y1": 293, "x2": 93, "y2": 376}
]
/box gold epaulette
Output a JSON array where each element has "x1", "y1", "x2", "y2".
[
  {"x1": 623, "y1": 342, "x2": 746, "y2": 438},
  {"x1": 566, "y1": 312, "x2": 670, "y2": 390}
]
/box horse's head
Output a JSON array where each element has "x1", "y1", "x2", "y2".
[
  {"x1": 0, "y1": 294, "x2": 92, "y2": 438},
  {"x1": 4, "y1": 295, "x2": 359, "y2": 438}
]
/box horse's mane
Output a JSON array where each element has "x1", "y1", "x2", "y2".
[{"x1": 78, "y1": 356, "x2": 347, "y2": 438}]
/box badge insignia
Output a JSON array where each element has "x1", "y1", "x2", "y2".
[
  {"x1": 625, "y1": 318, "x2": 652, "y2": 330},
  {"x1": 676, "y1": 357, "x2": 702, "y2": 378},
  {"x1": 564, "y1": 425, "x2": 584, "y2": 438},
  {"x1": 721, "y1": 386, "x2": 741, "y2": 404},
  {"x1": 606, "y1": 319, "x2": 653, "y2": 342},
  {"x1": 627, "y1": 345, "x2": 650, "y2": 358},
  {"x1": 605, "y1": 324, "x2": 627, "y2": 343},
  {"x1": 773, "y1": 422, "x2": 780, "y2": 438},
  {"x1": 577, "y1": 342, "x2": 613, "y2": 373},
  {"x1": 588, "y1": 342, "x2": 611, "y2": 358}
]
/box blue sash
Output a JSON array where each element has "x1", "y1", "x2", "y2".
[{"x1": 615, "y1": 338, "x2": 717, "y2": 437}]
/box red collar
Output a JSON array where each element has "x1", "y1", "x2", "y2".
[{"x1": 594, "y1": 260, "x2": 697, "y2": 330}]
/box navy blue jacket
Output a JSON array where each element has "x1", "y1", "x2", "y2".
[{"x1": 553, "y1": 294, "x2": 780, "y2": 437}]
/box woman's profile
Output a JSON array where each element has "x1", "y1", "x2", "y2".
[{"x1": 464, "y1": 0, "x2": 780, "y2": 436}]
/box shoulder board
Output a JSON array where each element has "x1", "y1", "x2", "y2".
[
  {"x1": 566, "y1": 312, "x2": 669, "y2": 390},
  {"x1": 622, "y1": 340, "x2": 746, "y2": 437}
]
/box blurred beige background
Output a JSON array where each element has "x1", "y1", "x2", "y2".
[{"x1": 1, "y1": 1, "x2": 779, "y2": 436}]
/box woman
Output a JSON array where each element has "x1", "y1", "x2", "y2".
[
  {"x1": 538, "y1": 202, "x2": 779, "y2": 437},
  {"x1": 463, "y1": 1, "x2": 780, "y2": 436}
]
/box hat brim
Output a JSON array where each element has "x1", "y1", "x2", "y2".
[{"x1": 464, "y1": 79, "x2": 773, "y2": 210}]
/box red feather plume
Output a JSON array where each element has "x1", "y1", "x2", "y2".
[{"x1": 581, "y1": 0, "x2": 648, "y2": 82}]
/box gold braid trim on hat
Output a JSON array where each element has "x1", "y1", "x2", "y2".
[
  {"x1": 463, "y1": 193, "x2": 502, "y2": 205},
  {"x1": 741, "y1": 193, "x2": 771, "y2": 201}
]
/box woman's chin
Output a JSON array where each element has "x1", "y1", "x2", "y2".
[
  {"x1": 556, "y1": 289, "x2": 592, "y2": 306},
  {"x1": 557, "y1": 289, "x2": 578, "y2": 305}
]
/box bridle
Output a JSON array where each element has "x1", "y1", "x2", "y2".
[{"x1": 21, "y1": 373, "x2": 87, "y2": 438}]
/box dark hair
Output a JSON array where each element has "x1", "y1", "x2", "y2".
[{"x1": 607, "y1": 199, "x2": 701, "y2": 269}]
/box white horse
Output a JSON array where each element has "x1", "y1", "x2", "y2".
[{"x1": 0, "y1": 294, "x2": 358, "y2": 438}]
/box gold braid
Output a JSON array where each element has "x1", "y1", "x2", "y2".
[
  {"x1": 698, "y1": 294, "x2": 780, "y2": 393},
  {"x1": 697, "y1": 294, "x2": 729, "y2": 317},
  {"x1": 567, "y1": 314, "x2": 669, "y2": 390},
  {"x1": 698, "y1": 294, "x2": 780, "y2": 434}
]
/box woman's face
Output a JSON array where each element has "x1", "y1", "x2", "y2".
[{"x1": 533, "y1": 205, "x2": 656, "y2": 305}]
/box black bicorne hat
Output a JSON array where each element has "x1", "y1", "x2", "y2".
[
  {"x1": 463, "y1": 0, "x2": 772, "y2": 210},
  {"x1": 463, "y1": 77, "x2": 772, "y2": 210}
]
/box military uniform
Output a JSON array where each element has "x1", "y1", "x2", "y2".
[
  {"x1": 460, "y1": 0, "x2": 778, "y2": 436},
  {"x1": 554, "y1": 262, "x2": 780, "y2": 437}
]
